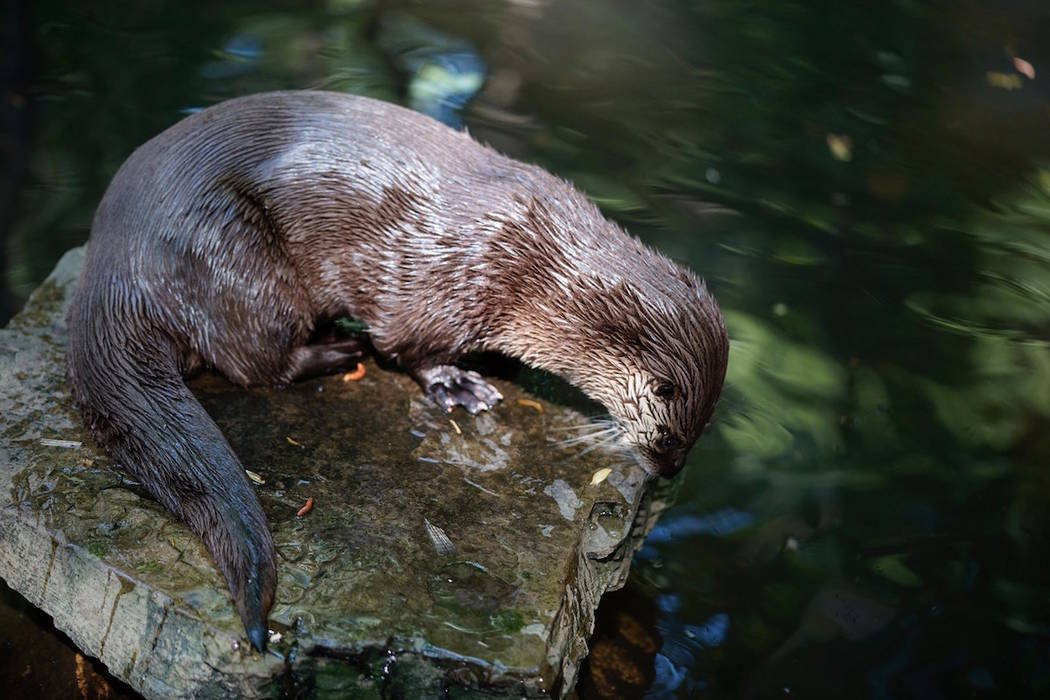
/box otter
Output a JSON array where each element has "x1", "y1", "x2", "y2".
[{"x1": 67, "y1": 90, "x2": 728, "y2": 651}]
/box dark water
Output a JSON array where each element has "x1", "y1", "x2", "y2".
[{"x1": 3, "y1": 0, "x2": 1050, "y2": 697}]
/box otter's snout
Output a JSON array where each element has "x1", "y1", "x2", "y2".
[
  {"x1": 654, "y1": 452, "x2": 687, "y2": 477},
  {"x1": 647, "y1": 429, "x2": 688, "y2": 477},
  {"x1": 644, "y1": 443, "x2": 688, "y2": 477}
]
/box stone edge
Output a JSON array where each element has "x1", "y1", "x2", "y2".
[{"x1": 1, "y1": 247, "x2": 663, "y2": 699}]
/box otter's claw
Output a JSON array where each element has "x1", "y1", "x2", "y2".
[{"x1": 415, "y1": 365, "x2": 503, "y2": 415}]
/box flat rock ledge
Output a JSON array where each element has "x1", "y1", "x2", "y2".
[{"x1": 0, "y1": 248, "x2": 671, "y2": 699}]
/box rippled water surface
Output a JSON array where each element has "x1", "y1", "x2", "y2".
[{"x1": 3, "y1": 1, "x2": 1050, "y2": 697}]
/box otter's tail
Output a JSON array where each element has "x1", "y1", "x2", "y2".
[{"x1": 67, "y1": 290, "x2": 275, "y2": 651}]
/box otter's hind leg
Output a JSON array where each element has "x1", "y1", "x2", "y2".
[{"x1": 413, "y1": 365, "x2": 504, "y2": 414}]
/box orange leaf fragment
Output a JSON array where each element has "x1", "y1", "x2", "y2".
[{"x1": 342, "y1": 363, "x2": 366, "y2": 381}]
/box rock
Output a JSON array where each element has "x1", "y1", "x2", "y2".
[{"x1": 0, "y1": 248, "x2": 671, "y2": 698}]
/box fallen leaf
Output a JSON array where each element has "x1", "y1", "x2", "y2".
[
  {"x1": 342, "y1": 363, "x2": 366, "y2": 381},
  {"x1": 39, "y1": 438, "x2": 82, "y2": 449},
  {"x1": 424, "y1": 517, "x2": 456, "y2": 555},
  {"x1": 870, "y1": 554, "x2": 922, "y2": 588},
  {"x1": 591, "y1": 468, "x2": 612, "y2": 486},
  {"x1": 826, "y1": 134, "x2": 853, "y2": 162},
  {"x1": 987, "y1": 71, "x2": 1022, "y2": 90},
  {"x1": 1014, "y1": 56, "x2": 1035, "y2": 79}
]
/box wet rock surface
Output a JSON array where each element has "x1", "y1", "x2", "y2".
[{"x1": 0, "y1": 248, "x2": 670, "y2": 699}]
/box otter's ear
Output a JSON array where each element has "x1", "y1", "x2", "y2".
[{"x1": 674, "y1": 265, "x2": 703, "y2": 292}]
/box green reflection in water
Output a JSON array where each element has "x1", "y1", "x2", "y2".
[{"x1": 4, "y1": 0, "x2": 1050, "y2": 697}]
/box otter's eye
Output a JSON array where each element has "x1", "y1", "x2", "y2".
[
  {"x1": 654, "y1": 381, "x2": 675, "y2": 400},
  {"x1": 659, "y1": 434, "x2": 683, "y2": 452}
]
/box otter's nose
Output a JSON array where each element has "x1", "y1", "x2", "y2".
[
  {"x1": 651, "y1": 433, "x2": 687, "y2": 477},
  {"x1": 654, "y1": 452, "x2": 686, "y2": 477}
]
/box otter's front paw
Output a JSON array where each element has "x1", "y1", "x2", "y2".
[{"x1": 415, "y1": 365, "x2": 503, "y2": 414}]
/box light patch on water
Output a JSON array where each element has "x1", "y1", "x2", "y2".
[
  {"x1": 430, "y1": 432, "x2": 509, "y2": 471},
  {"x1": 544, "y1": 479, "x2": 582, "y2": 521},
  {"x1": 521, "y1": 623, "x2": 547, "y2": 639},
  {"x1": 646, "y1": 508, "x2": 755, "y2": 543},
  {"x1": 605, "y1": 466, "x2": 644, "y2": 502}
]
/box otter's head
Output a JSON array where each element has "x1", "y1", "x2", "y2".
[
  {"x1": 565, "y1": 263, "x2": 729, "y2": 478},
  {"x1": 488, "y1": 195, "x2": 728, "y2": 477}
]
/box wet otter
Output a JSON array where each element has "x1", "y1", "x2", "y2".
[{"x1": 67, "y1": 90, "x2": 728, "y2": 651}]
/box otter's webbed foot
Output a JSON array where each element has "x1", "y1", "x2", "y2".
[{"x1": 414, "y1": 365, "x2": 503, "y2": 414}]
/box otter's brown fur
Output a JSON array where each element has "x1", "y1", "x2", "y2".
[{"x1": 67, "y1": 90, "x2": 728, "y2": 650}]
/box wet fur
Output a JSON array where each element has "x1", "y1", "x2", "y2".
[{"x1": 67, "y1": 91, "x2": 728, "y2": 649}]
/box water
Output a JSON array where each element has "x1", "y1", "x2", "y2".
[{"x1": 3, "y1": 0, "x2": 1050, "y2": 697}]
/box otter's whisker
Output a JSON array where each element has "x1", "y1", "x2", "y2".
[
  {"x1": 546, "y1": 419, "x2": 617, "y2": 433},
  {"x1": 555, "y1": 426, "x2": 620, "y2": 448},
  {"x1": 557, "y1": 424, "x2": 618, "y2": 438},
  {"x1": 552, "y1": 428, "x2": 615, "y2": 441},
  {"x1": 574, "y1": 440, "x2": 617, "y2": 458},
  {"x1": 571, "y1": 427, "x2": 626, "y2": 458}
]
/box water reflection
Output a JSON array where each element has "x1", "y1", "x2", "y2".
[
  {"x1": 376, "y1": 12, "x2": 486, "y2": 128},
  {"x1": 3, "y1": 0, "x2": 1050, "y2": 697}
]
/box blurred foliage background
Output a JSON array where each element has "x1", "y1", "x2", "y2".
[{"x1": 3, "y1": 0, "x2": 1050, "y2": 697}]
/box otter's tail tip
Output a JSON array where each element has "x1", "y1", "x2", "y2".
[{"x1": 247, "y1": 622, "x2": 268, "y2": 652}]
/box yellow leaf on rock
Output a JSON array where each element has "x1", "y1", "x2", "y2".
[{"x1": 590, "y1": 468, "x2": 612, "y2": 486}]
